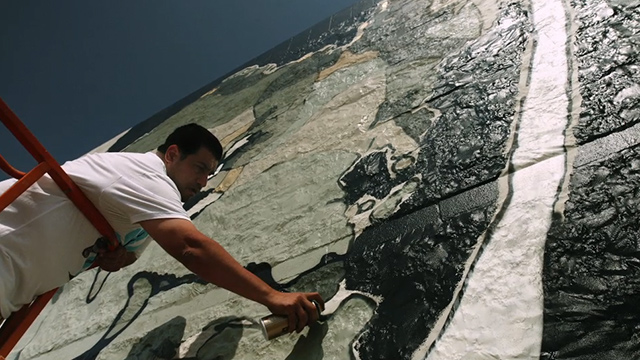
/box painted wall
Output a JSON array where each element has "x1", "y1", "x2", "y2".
[{"x1": 10, "y1": 0, "x2": 640, "y2": 359}]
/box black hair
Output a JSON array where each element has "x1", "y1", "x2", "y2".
[{"x1": 157, "y1": 123, "x2": 223, "y2": 161}]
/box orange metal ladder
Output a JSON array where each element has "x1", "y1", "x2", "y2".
[{"x1": 0, "y1": 97, "x2": 120, "y2": 357}]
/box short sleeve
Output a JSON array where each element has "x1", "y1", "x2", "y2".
[
  {"x1": 122, "y1": 228, "x2": 152, "y2": 258},
  {"x1": 100, "y1": 174, "x2": 190, "y2": 225}
]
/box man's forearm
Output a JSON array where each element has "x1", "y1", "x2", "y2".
[
  {"x1": 177, "y1": 237, "x2": 277, "y2": 307},
  {"x1": 141, "y1": 218, "x2": 324, "y2": 333}
]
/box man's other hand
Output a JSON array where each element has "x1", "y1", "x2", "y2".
[
  {"x1": 94, "y1": 246, "x2": 136, "y2": 272},
  {"x1": 266, "y1": 292, "x2": 324, "y2": 333}
]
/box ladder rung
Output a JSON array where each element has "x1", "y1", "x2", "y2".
[
  {"x1": 0, "y1": 162, "x2": 50, "y2": 213},
  {"x1": 0, "y1": 154, "x2": 26, "y2": 179}
]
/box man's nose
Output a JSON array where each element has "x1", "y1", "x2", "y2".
[{"x1": 197, "y1": 174, "x2": 207, "y2": 188}]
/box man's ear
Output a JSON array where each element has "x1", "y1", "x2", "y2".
[{"x1": 164, "y1": 144, "x2": 181, "y2": 164}]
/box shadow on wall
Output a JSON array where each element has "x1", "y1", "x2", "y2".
[
  {"x1": 284, "y1": 322, "x2": 329, "y2": 360},
  {"x1": 174, "y1": 316, "x2": 247, "y2": 360},
  {"x1": 124, "y1": 315, "x2": 253, "y2": 360},
  {"x1": 122, "y1": 314, "x2": 329, "y2": 360},
  {"x1": 73, "y1": 271, "x2": 206, "y2": 360},
  {"x1": 76, "y1": 253, "x2": 344, "y2": 359},
  {"x1": 124, "y1": 316, "x2": 186, "y2": 360}
]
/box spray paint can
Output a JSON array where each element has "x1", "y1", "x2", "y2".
[{"x1": 259, "y1": 300, "x2": 322, "y2": 340}]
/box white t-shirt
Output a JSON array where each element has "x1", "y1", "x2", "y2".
[{"x1": 0, "y1": 152, "x2": 190, "y2": 318}]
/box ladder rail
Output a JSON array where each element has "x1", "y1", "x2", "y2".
[{"x1": 0, "y1": 97, "x2": 119, "y2": 357}]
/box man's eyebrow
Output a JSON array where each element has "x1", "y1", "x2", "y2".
[
  {"x1": 197, "y1": 161, "x2": 219, "y2": 174},
  {"x1": 209, "y1": 163, "x2": 223, "y2": 176}
]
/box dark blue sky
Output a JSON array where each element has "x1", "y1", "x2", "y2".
[{"x1": 0, "y1": 0, "x2": 357, "y2": 177}]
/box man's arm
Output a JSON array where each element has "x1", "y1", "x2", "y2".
[{"x1": 139, "y1": 218, "x2": 324, "y2": 333}]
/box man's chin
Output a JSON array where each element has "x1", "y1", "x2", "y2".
[{"x1": 181, "y1": 190, "x2": 198, "y2": 202}]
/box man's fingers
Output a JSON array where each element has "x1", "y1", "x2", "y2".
[
  {"x1": 97, "y1": 246, "x2": 125, "y2": 258},
  {"x1": 304, "y1": 299, "x2": 320, "y2": 323},
  {"x1": 95, "y1": 246, "x2": 128, "y2": 272},
  {"x1": 287, "y1": 311, "x2": 296, "y2": 334},
  {"x1": 296, "y1": 305, "x2": 308, "y2": 333},
  {"x1": 308, "y1": 293, "x2": 325, "y2": 311},
  {"x1": 275, "y1": 292, "x2": 325, "y2": 334},
  {"x1": 97, "y1": 252, "x2": 116, "y2": 260}
]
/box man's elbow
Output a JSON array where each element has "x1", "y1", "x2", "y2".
[
  {"x1": 178, "y1": 245, "x2": 198, "y2": 265},
  {"x1": 148, "y1": 224, "x2": 214, "y2": 272},
  {"x1": 174, "y1": 235, "x2": 208, "y2": 268}
]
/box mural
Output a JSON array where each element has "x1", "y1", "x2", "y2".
[{"x1": 8, "y1": 0, "x2": 640, "y2": 359}]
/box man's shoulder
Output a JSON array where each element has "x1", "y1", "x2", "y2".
[
  {"x1": 62, "y1": 152, "x2": 166, "y2": 190},
  {"x1": 74, "y1": 152, "x2": 161, "y2": 173},
  {"x1": 102, "y1": 153, "x2": 176, "y2": 193},
  {"x1": 88, "y1": 151, "x2": 155, "y2": 162}
]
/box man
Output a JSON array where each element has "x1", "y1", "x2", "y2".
[{"x1": 0, "y1": 123, "x2": 323, "y2": 341}]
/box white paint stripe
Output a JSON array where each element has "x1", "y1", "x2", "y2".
[
  {"x1": 225, "y1": 135, "x2": 251, "y2": 157},
  {"x1": 423, "y1": 0, "x2": 571, "y2": 359},
  {"x1": 87, "y1": 128, "x2": 130, "y2": 154},
  {"x1": 187, "y1": 192, "x2": 222, "y2": 217},
  {"x1": 322, "y1": 280, "x2": 383, "y2": 317}
]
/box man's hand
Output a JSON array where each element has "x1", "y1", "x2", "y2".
[
  {"x1": 94, "y1": 246, "x2": 137, "y2": 272},
  {"x1": 265, "y1": 291, "x2": 324, "y2": 333}
]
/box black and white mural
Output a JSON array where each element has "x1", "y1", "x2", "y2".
[{"x1": 9, "y1": 0, "x2": 640, "y2": 359}]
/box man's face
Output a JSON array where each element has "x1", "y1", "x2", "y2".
[{"x1": 163, "y1": 145, "x2": 219, "y2": 202}]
